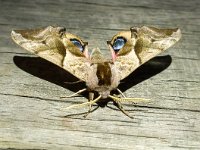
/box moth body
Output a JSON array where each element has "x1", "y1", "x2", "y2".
[{"x1": 86, "y1": 60, "x2": 120, "y2": 99}]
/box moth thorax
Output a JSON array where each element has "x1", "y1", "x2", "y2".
[{"x1": 96, "y1": 62, "x2": 112, "y2": 86}]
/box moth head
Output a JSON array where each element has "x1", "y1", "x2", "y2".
[
  {"x1": 63, "y1": 33, "x2": 89, "y2": 58},
  {"x1": 90, "y1": 47, "x2": 106, "y2": 63},
  {"x1": 107, "y1": 28, "x2": 137, "y2": 61}
]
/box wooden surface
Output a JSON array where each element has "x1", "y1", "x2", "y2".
[{"x1": 0, "y1": 0, "x2": 200, "y2": 149}]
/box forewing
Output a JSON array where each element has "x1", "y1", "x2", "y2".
[
  {"x1": 108, "y1": 26, "x2": 181, "y2": 80},
  {"x1": 11, "y1": 26, "x2": 90, "y2": 81}
]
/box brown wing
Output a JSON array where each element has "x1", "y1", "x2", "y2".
[
  {"x1": 108, "y1": 26, "x2": 181, "y2": 80},
  {"x1": 11, "y1": 26, "x2": 90, "y2": 81}
]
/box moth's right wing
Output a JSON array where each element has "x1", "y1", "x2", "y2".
[
  {"x1": 107, "y1": 26, "x2": 181, "y2": 80},
  {"x1": 11, "y1": 26, "x2": 90, "y2": 81}
]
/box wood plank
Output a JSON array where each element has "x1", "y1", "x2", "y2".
[{"x1": 0, "y1": 0, "x2": 200, "y2": 149}]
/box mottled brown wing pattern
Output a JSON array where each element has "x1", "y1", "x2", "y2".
[
  {"x1": 133, "y1": 26, "x2": 181, "y2": 64},
  {"x1": 11, "y1": 26, "x2": 90, "y2": 81},
  {"x1": 108, "y1": 26, "x2": 181, "y2": 80}
]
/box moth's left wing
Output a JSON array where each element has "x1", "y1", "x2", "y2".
[
  {"x1": 11, "y1": 26, "x2": 90, "y2": 81},
  {"x1": 107, "y1": 26, "x2": 181, "y2": 80}
]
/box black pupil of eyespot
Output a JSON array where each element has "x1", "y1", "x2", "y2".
[
  {"x1": 70, "y1": 39, "x2": 84, "y2": 52},
  {"x1": 112, "y1": 37, "x2": 126, "y2": 52}
]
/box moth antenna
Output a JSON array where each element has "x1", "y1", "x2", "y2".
[
  {"x1": 108, "y1": 95, "x2": 150, "y2": 103},
  {"x1": 60, "y1": 88, "x2": 87, "y2": 99},
  {"x1": 61, "y1": 95, "x2": 102, "y2": 110}
]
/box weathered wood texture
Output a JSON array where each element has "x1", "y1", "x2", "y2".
[{"x1": 0, "y1": 0, "x2": 200, "y2": 149}]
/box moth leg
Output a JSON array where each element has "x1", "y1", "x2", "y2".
[
  {"x1": 83, "y1": 92, "x2": 94, "y2": 118},
  {"x1": 108, "y1": 95, "x2": 150, "y2": 119},
  {"x1": 60, "y1": 88, "x2": 87, "y2": 99},
  {"x1": 116, "y1": 88, "x2": 126, "y2": 98},
  {"x1": 61, "y1": 95, "x2": 101, "y2": 110},
  {"x1": 112, "y1": 94, "x2": 136, "y2": 104},
  {"x1": 88, "y1": 92, "x2": 94, "y2": 112},
  {"x1": 112, "y1": 98, "x2": 134, "y2": 119},
  {"x1": 64, "y1": 80, "x2": 83, "y2": 84}
]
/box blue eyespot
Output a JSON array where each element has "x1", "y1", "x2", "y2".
[
  {"x1": 70, "y1": 39, "x2": 84, "y2": 52},
  {"x1": 112, "y1": 37, "x2": 126, "y2": 52}
]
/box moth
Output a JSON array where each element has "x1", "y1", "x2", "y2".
[{"x1": 11, "y1": 26, "x2": 181, "y2": 118}]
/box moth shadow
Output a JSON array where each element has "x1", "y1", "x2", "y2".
[
  {"x1": 118, "y1": 55, "x2": 172, "y2": 92},
  {"x1": 13, "y1": 55, "x2": 172, "y2": 100},
  {"x1": 13, "y1": 56, "x2": 86, "y2": 94}
]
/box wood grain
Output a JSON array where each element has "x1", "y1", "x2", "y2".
[{"x1": 0, "y1": 0, "x2": 200, "y2": 149}]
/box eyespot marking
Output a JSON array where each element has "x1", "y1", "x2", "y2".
[
  {"x1": 112, "y1": 37, "x2": 127, "y2": 52},
  {"x1": 70, "y1": 38, "x2": 84, "y2": 52}
]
